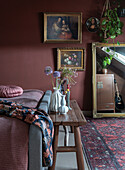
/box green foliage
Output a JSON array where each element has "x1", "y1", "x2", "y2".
[
  {"x1": 99, "y1": 2, "x2": 124, "y2": 69},
  {"x1": 102, "y1": 55, "x2": 111, "y2": 69},
  {"x1": 100, "y1": 8, "x2": 124, "y2": 43}
]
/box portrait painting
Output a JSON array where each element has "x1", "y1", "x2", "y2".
[
  {"x1": 44, "y1": 13, "x2": 82, "y2": 43},
  {"x1": 86, "y1": 17, "x2": 100, "y2": 32},
  {"x1": 57, "y1": 48, "x2": 85, "y2": 70}
]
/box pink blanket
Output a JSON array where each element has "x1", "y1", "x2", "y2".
[
  {"x1": 0, "y1": 116, "x2": 29, "y2": 170},
  {"x1": 0, "y1": 99, "x2": 54, "y2": 167},
  {"x1": 0, "y1": 89, "x2": 44, "y2": 170}
]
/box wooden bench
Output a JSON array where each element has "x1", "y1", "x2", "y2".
[{"x1": 49, "y1": 100, "x2": 87, "y2": 170}]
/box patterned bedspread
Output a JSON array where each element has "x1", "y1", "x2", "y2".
[{"x1": 0, "y1": 99, "x2": 54, "y2": 167}]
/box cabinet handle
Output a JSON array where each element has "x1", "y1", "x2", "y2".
[
  {"x1": 105, "y1": 105, "x2": 109, "y2": 108},
  {"x1": 97, "y1": 82, "x2": 103, "y2": 89}
]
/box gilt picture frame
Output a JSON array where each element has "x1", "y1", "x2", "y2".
[
  {"x1": 44, "y1": 12, "x2": 82, "y2": 43},
  {"x1": 57, "y1": 48, "x2": 85, "y2": 70}
]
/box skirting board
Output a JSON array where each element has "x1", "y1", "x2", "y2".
[{"x1": 82, "y1": 111, "x2": 92, "y2": 117}]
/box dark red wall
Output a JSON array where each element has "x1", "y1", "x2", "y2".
[{"x1": 0, "y1": 0, "x2": 125, "y2": 110}]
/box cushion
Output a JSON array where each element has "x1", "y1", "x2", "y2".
[{"x1": 0, "y1": 85, "x2": 23, "y2": 98}]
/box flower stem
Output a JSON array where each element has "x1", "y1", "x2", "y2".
[
  {"x1": 50, "y1": 74, "x2": 54, "y2": 88},
  {"x1": 57, "y1": 79, "x2": 62, "y2": 89},
  {"x1": 56, "y1": 78, "x2": 58, "y2": 88}
]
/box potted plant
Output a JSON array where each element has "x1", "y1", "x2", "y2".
[
  {"x1": 102, "y1": 55, "x2": 111, "y2": 74},
  {"x1": 99, "y1": 0, "x2": 124, "y2": 73},
  {"x1": 100, "y1": 8, "x2": 124, "y2": 43},
  {"x1": 100, "y1": 0, "x2": 124, "y2": 43},
  {"x1": 96, "y1": 46, "x2": 113, "y2": 74}
]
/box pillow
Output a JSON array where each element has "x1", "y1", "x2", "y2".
[{"x1": 0, "y1": 85, "x2": 23, "y2": 98}]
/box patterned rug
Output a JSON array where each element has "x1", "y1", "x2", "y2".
[{"x1": 80, "y1": 118, "x2": 125, "y2": 170}]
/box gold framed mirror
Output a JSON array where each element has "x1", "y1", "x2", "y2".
[{"x1": 92, "y1": 42, "x2": 125, "y2": 118}]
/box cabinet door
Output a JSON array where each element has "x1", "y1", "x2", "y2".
[{"x1": 96, "y1": 74, "x2": 115, "y2": 111}]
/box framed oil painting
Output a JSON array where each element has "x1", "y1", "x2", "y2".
[
  {"x1": 57, "y1": 48, "x2": 85, "y2": 70},
  {"x1": 44, "y1": 12, "x2": 82, "y2": 43},
  {"x1": 86, "y1": 17, "x2": 100, "y2": 32}
]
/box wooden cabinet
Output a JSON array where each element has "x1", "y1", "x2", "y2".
[{"x1": 96, "y1": 74, "x2": 115, "y2": 112}]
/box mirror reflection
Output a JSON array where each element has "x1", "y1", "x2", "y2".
[{"x1": 93, "y1": 43, "x2": 125, "y2": 117}]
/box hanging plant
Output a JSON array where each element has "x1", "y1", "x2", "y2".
[
  {"x1": 99, "y1": 0, "x2": 124, "y2": 71},
  {"x1": 100, "y1": 0, "x2": 124, "y2": 43}
]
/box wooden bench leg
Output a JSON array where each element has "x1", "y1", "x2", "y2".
[
  {"x1": 63, "y1": 125, "x2": 69, "y2": 146},
  {"x1": 70, "y1": 126, "x2": 74, "y2": 133},
  {"x1": 74, "y1": 126, "x2": 85, "y2": 170},
  {"x1": 48, "y1": 125, "x2": 59, "y2": 170}
]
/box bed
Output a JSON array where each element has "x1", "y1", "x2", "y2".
[{"x1": 0, "y1": 89, "x2": 52, "y2": 170}]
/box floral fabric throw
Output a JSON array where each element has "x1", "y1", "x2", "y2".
[{"x1": 0, "y1": 99, "x2": 54, "y2": 167}]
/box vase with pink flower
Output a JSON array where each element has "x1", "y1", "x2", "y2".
[
  {"x1": 60, "y1": 67, "x2": 78, "y2": 110},
  {"x1": 44, "y1": 66, "x2": 78, "y2": 112}
]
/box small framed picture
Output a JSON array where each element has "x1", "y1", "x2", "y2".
[
  {"x1": 44, "y1": 12, "x2": 82, "y2": 43},
  {"x1": 86, "y1": 17, "x2": 100, "y2": 32},
  {"x1": 57, "y1": 48, "x2": 85, "y2": 70}
]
